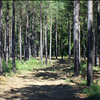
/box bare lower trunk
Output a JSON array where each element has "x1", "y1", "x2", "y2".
[
  {"x1": 56, "y1": 19, "x2": 57, "y2": 59},
  {"x1": 45, "y1": 13, "x2": 47, "y2": 65},
  {"x1": 19, "y1": 5, "x2": 22, "y2": 62},
  {"x1": 74, "y1": 1, "x2": 80, "y2": 77},
  {"x1": 40, "y1": 2, "x2": 43, "y2": 66},
  {"x1": 49, "y1": 7, "x2": 52, "y2": 63},
  {"x1": 12, "y1": 0, "x2": 16, "y2": 72},
  {"x1": 6, "y1": 0, "x2": 9, "y2": 66},
  {"x1": 0, "y1": 0, "x2": 2, "y2": 75},
  {"x1": 87, "y1": 1, "x2": 93, "y2": 86},
  {"x1": 61, "y1": 17, "x2": 63, "y2": 60}
]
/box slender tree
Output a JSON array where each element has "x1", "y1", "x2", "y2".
[
  {"x1": 74, "y1": 1, "x2": 80, "y2": 77},
  {"x1": 49, "y1": 7, "x2": 52, "y2": 63},
  {"x1": 0, "y1": 0, "x2": 2, "y2": 75},
  {"x1": 19, "y1": 4, "x2": 22, "y2": 62},
  {"x1": 12, "y1": 0, "x2": 16, "y2": 72},
  {"x1": 6, "y1": 0, "x2": 9, "y2": 66},
  {"x1": 55, "y1": 18, "x2": 57, "y2": 59},
  {"x1": 45, "y1": 12, "x2": 47, "y2": 65},
  {"x1": 87, "y1": 0, "x2": 93, "y2": 86},
  {"x1": 68, "y1": 15, "x2": 71, "y2": 59},
  {"x1": 25, "y1": 3, "x2": 29, "y2": 60},
  {"x1": 16, "y1": 18, "x2": 18, "y2": 59},
  {"x1": 40, "y1": 1, "x2": 43, "y2": 66},
  {"x1": 61, "y1": 17, "x2": 63, "y2": 60},
  {"x1": 78, "y1": 2, "x2": 81, "y2": 67},
  {"x1": 97, "y1": 0, "x2": 100, "y2": 67},
  {"x1": 28, "y1": 7, "x2": 31, "y2": 59}
]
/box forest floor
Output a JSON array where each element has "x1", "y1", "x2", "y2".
[{"x1": 0, "y1": 57, "x2": 91, "y2": 100}]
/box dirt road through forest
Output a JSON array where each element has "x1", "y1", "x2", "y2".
[{"x1": 0, "y1": 57, "x2": 88, "y2": 100}]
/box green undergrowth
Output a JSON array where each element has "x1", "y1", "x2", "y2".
[
  {"x1": 2, "y1": 57, "x2": 51, "y2": 77},
  {"x1": 83, "y1": 83, "x2": 100, "y2": 100}
]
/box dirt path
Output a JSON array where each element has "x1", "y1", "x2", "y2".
[{"x1": 0, "y1": 58, "x2": 88, "y2": 100}]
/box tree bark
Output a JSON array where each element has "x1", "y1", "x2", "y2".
[
  {"x1": 68, "y1": 15, "x2": 71, "y2": 59},
  {"x1": 87, "y1": 1, "x2": 93, "y2": 86},
  {"x1": 74, "y1": 1, "x2": 80, "y2": 77},
  {"x1": 55, "y1": 18, "x2": 57, "y2": 59},
  {"x1": 29, "y1": 11, "x2": 31, "y2": 59},
  {"x1": 97, "y1": 0, "x2": 100, "y2": 67},
  {"x1": 19, "y1": 4, "x2": 22, "y2": 62},
  {"x1": 12, "y1": 0, "x2": 16, "y2": 72},
  {"x1": 25, "y1": 4, "x2": 29, "y2": 60},
  {"x1": 6, "y1": 0, "x2": 9, "y2": 66},
  {"x1": 45, "y1": 13, "x2": 47, "y2": 65},
  {"x1": 61, "y1": 17, "x2": 63, "y2": 60},
  {"x1": 16, "y1": 19, "x2": 18, "y2": 59},
  {"x1": 0, "y1": 0, "x2": 2, "y2": 75},
  {"x1": 40, "y1": 2, "x2": 43, "y2": 66},
  {"x1": 49, "y1": 7, "x2": 52, "y2": 63}
]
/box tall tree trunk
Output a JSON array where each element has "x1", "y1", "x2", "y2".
[
  {"x1": 6, "y1": 0, "x2": 9, "y2": 66},
  {"x1": 42, "y1": 17, "x2": 44, "y2": 57},
  {"x1": 0, "y1": 0, "x2": 2, "y2": 75},
  {"x1": 9, "y1": 26, "x2": 12, "y2": 59},
  {"x1": 74, "y1": 1, "x2": 80, "y2": 77},
  {"x1": 16, "y1": 19, "x2": 18, "y2": 59},
  {"x1": 29, "y1": 12, "x2": 31, "y2": 59},
  {"x1": 31, "y1": 15, "x2": 33, "y2": 56},
  {"x1": 87, "y1": 1, "x2": 93, "y2": 86},
  {"x1": 73, "y1": 1, "x2": 75, "y2": 63},
  {"x1": 58, "y1": 28, "x2": 60, "y2": 56},
  {"x1": 40, "y1": 2, "x2": 43, "y2": 66},
  {"x1": 4, "y1": 30, "x2": 7, "y2": 60},
  {"x1": 19, "y1": 4, "x2": 22, "y2": 62},
  {"x1": 45, "y1": 13, "x2": 47, "y2": 65},
  {"x1": 49, "y1": 7, "x2": 52, "y2": 63},
  {"x1": 79, "y1": 3, "x2": 81, "y2": 67},
  {"x1": 24, "y1": 25, "x2": 26, "y2": 58},
  {"x1": 68, "y1": 15, "x2": 71, "y2": 59},
  {"x1": 12, "y1": 0, "x2": 16, "y2": 72},
  {"x1": 93, "y1": 11, "x2": 96, "y2": 65},
  {"x1": 37, "y1": 33, "x2": 39, "y2": 57},
  {"x1": 25, "y1": 4, "x2": 29, "y2": 60},
  {"x1": 94, "y1": 1, "x2": 98, "y2": 67},
  {"x1": 97, "y1": 0, "x2": 100, "y2": 67},
  {"x1": 61, "y1": 17, "x2": 63, "y2": 60},
  {"x1": 55, "y1": 18, "x2": 57, "y2": 59}
]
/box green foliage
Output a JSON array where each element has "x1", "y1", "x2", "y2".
[
  {"x1": 80, "y1": 60, "x2": 87, "y2": 77},
  {"x1": 2, "y1": 57, "x2": 50, "y2": 76},
  {"x1": 83, "y1": 83, "x2": 100, "y2": 97},
  {"x1": 52, "y1": 68, "x2": 57, "y2": 72}
]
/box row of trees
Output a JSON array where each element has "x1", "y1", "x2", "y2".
[
  {"x1": 73, "y1": 0, "x2": 100, "y2": 86},
  {"x1": 0, "y1": 0, "x2": 99, "y2": 86}
]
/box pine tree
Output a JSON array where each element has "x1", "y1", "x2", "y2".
[
  {"x1": 0, "y1": 0, "x2": 2, "y2": 75},
  {"x1": 12, "y1": 0, "x2": 16, "y2": 72},
  {"x1": 87, "y1": 0, "x2": 93, "y2": 86}
]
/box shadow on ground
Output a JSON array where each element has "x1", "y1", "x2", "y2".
[{"x1": 0, "y1": 84, "x2": 84, "y2": 100}]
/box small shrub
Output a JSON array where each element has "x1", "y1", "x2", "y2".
[{"x1": 83, "y1": 83, "x2": 100, "y2": 97}]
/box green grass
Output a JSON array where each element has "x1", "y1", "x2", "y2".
[
  {"x1": 2, "y1": 57, "x2": 51, "y2": 77},
  {"x1": 65, "y1": 78, "x2": 71, "y2": 83},
  {"x1": 52, "y1": 68, "x2": 57, "y2": 72},
  {"x1": 83, "y1": 83, "x2": 100, "y2": 100}
]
